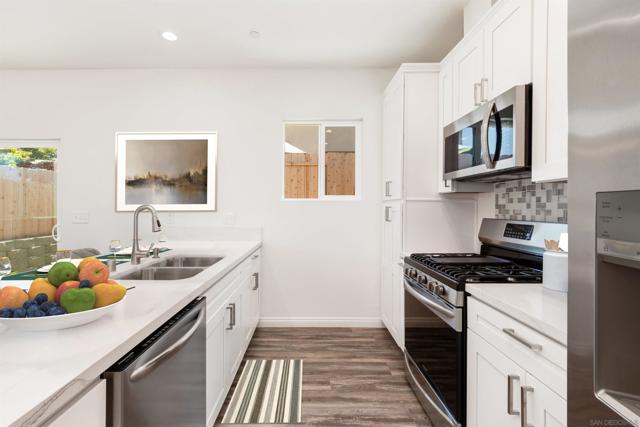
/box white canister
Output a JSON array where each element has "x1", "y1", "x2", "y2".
[{"x1": 543, "y1": 251, "x2": 568, "y2": 292}]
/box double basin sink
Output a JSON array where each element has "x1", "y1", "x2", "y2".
[{"x1": 116, "y1": 256, "x2": 223, "y2": 281}]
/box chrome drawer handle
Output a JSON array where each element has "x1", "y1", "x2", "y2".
[
  {"x1": 502, "y1": 328, "x2": 543, "y2": 352},
  {"x1": 520, "y1": 386, "x2": 534, "y2": 427},
  {"x1": 252, "y1": 272, "x2": 259, "y2": 290},
  {"x1": 385, "y1": 181, "x2": 392, "y2": 197},
  {"x1": 507, "y1": 375, "x2": 520, "y2": 415},
  {"x1": 226, "y1": 303, "x2": 236, "y2": 330}
]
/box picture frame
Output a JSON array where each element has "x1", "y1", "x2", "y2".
[{"x1": 115, "y1": 132, "x2": 217, "y2": 211}]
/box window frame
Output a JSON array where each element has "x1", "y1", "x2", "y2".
[
  {"x1": 0, "y1": 138, "x2": 61, "y2": 242},
  {"x1": 282, "y1": 120, "x2": 362, "y2": 201}
]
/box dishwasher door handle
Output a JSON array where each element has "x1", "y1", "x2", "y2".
[{"x1": 130, "y1": 306, "x2": 206, "y2": 382}]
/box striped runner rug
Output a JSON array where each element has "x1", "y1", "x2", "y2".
[{"x1": 222, "y1": 359, "x2": 303, "y2": 424}]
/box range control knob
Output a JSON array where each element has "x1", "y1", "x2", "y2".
[
  {"x1": 418, "y1": 275, "x2": 427, "y2": 285},
  {"x1": 434, "y1": 284, "x2": 446, "y2": 296},
  {"x1": 409, "y1": 269, "x2": 418, "y2": 279},
  {"x1": 428, "y1": 282, "x2": 436, "y2": 292}
]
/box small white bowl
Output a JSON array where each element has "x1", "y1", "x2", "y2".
[{"x1": 0, "y1": 297, "x2": 126, "y2": 331}]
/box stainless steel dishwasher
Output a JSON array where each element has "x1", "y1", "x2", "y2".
[{"x1": 104, "y1": 297, "x2": 206, "y2": 427}]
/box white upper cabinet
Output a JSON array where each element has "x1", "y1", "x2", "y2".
[
  {"x1": 382, "y1": 64, "x2": 440, "y2": 200},
  {"x1": 482, "y1": 0, "x2": 532, "y2": 100},
  {"x1": 382, "y1": 75, "x2": 404, "y2": 201},
  {"x1": 438, "y1": 60, "x2": 455, "y2": 193},
  {"x1": 531, "y1": 0, "x2": 568, "y2": 182},
  {"x1": 452, "y1": 30, "x2": 485, "y2": 119},
  {"x1": 438, "y1": 0, "x2": 567, "y2": 187}
]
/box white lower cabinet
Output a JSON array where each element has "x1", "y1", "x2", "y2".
[
  {"x1": 204, "y1": 249, "x2": 261, "y2": 426},
  {"x1": 467, "y1": 330, "x2": 524, "y2": 427},
  {"x1": 525, "y1": 372, "x2": 567, "y2": 427},
  {"x1": 467, "y1": 298, "x2": 567, "y2": 427},
  {"x1": 49, "y1": 380, "x2": 106, "y2": 427},
  {"x1": 206, "y1": 303, "x2": 227, "y2": 426}
]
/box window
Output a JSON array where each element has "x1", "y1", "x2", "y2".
[
  {"x1": 0, "y1": 141, "x2": 58, "y2": 274},
  {"x1": 283, "y1": 121, "x2": 361, "y2": 200}
]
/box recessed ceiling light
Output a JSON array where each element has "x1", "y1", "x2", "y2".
[
  {"x1": 249, "y1": 30, "x2": 261, "y2": 39},
  {"x1": 161, "y1": 31, "x2": 178, "y2": 42},
  {"x1": 326, "y1": 129, "x2": 333, "y2": 133}
]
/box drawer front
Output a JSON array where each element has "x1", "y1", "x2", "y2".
[
  {"x1": 202, "y1": 255, "x2": 253, "y2": 314},
  {"x1": 467, "y1": 297, "x2": 567, "y2": 398}
]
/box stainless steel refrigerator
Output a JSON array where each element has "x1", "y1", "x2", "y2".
[{"x1": 569, "y1": 1, "x2": 640, "y2": 426}]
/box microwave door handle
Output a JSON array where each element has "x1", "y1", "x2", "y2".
[{"x1": 480, "y1": 101, "x2": 502, "y2": 169}]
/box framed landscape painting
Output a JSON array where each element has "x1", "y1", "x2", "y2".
[{"x1": 116, "y1": 132, "x2": 217, "y2": 211}]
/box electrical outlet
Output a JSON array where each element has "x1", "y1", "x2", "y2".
[{"x1": 72, "y1": 211, "x2": 90, "y2": 224}]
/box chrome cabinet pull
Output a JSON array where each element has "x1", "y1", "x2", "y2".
[
  {"x1": 385, "y1": 181, "x2": 392, "y2": 197},
  {"x1": 251, "y1": 253, "x2": 259, "y2": 260},
  {"x1": 252, "y1": 272, "x2": 259, "y2": 290},
  {"x1": 507, "y1": 375, "x2": 520, "y2": 415},
  {"x1": 520, "y1": 385, "x2": 534, "y2": 427},
  {"x1": 481, "y1": 77, "x2": 489, "y2": 102},
  {"x1": 474, "y1": 82, "x2": 482, "y2": 106},
  {"x1": 384, "y1": 206, "x2": 392, "y2": 222},
  {"x1": 226, "y1": 303, "x2": 236, "y2": 330},
  {"x1": 502, "y1": 328, "x2": 543, "y2": 351}
]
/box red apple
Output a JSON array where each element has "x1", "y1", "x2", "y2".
[
  {"x1": 54, "y1": 281, "x2": 80, "y2": 304},
  {"x1": 78, "y1": 261, "x2": 109, "y2": 286}
]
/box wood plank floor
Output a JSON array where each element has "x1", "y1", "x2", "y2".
[{"x1": 216, "y1": 328, "x2": 432, "y2": 427}]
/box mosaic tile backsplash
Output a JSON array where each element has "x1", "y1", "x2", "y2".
[{"x1": 495, "y1": 178, "x2": 568, "y2": 223}]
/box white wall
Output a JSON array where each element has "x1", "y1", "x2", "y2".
[
  {"x1": 0, "y1": 68, "x2": 393, "y2": 326},
  {"x1": 464, "y1": 0, "x2": 493, "y2": 34}
]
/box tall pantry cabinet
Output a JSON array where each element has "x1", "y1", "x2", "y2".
[{"x1": 381, "y1": 64, "x2": 478, "y2": 348}]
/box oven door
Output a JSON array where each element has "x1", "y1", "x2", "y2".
[
  {"x1": 404, "y1": 278, "x2": 464, "y2": 427},
  {"x1": 443, "y1": 84, "x2": 530, "y2": 182}
]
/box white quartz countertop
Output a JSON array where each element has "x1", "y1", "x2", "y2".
[
  {"x1": 466, "y1": 282, "x2": 567, "y2": 346},
  {"x1": 0, "y1": 240, "x2": 261, "y2": 427}
]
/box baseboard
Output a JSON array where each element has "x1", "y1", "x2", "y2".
[{"x1": 258, "y1": 317, "x2": 384, "y2": 328}]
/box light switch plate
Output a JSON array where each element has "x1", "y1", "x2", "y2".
[{"x1": 72, "y1": 211, "x2": 90, "y2": 224}]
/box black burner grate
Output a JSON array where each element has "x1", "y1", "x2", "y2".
[{"x1": 409, "y1": 253, "x2": 542, "y2": 284}]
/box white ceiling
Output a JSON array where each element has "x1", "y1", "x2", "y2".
[{"x1": 0, "y1": 0, "x2": 465, "y2": 69}]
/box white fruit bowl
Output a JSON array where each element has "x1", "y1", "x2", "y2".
[{"x1": 0, "y1": 297, "x2": 126, "y2": 332}]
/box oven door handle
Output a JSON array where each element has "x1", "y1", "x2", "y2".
[{"x1": 404, "y1": 280, "x2": 455, "y2": 319}]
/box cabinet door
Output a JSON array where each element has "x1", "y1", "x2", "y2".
[
  {"x1": 524, "y1": 373, "x2": 567, "y2": 427},
  {"x1": 249, "y1": 251, "x2": 261, "y2": 334},
  {"x1": 206, "y1": 303, "x2": 227, "y2": 427},
  {"x1": 382, "y1": 202, "x2": 403, "y2": 266},
  {"x1": 223, "y1": 285, "x2": 245, "y2": 385},
  {"x1": 453, "y1": 30, "x2": 484, "y2": 119},
  {"x1": 49, "y1": 380, "x2": 106, "y2": 427},
  {"x1": 467, "y1": 330, "x2": 524, "y2": 427},
  {"x1": 382, "y1": 75, "x2": 404, "y2": 200},
  {"x1": 531, "y1": 0, "x2": 568, "y2": 182},
  {"x1": 391, "y1": 264, "x2": 404, "y2": 348},
  {"x1": 380, "y1": 263, "x2": 394, "y2": 334},
  {"x1": 483, "y1": 0, "x2": 533, "y2": 100},
  {"x1": 438, "y1": 60, "x2": 455, "y2": 193}
]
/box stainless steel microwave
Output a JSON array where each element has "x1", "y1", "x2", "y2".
[{"x1": 443, "y1": 84, "x2": 532, "y2": 182}]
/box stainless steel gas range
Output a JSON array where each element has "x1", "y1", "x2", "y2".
[{"x1": 402, "y1": 218, "x2": 567, "y2": 427}]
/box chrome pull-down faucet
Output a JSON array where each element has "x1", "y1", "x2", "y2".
[{"x1": 131, "y1": 204, "x2": 162, "y2": 265}]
